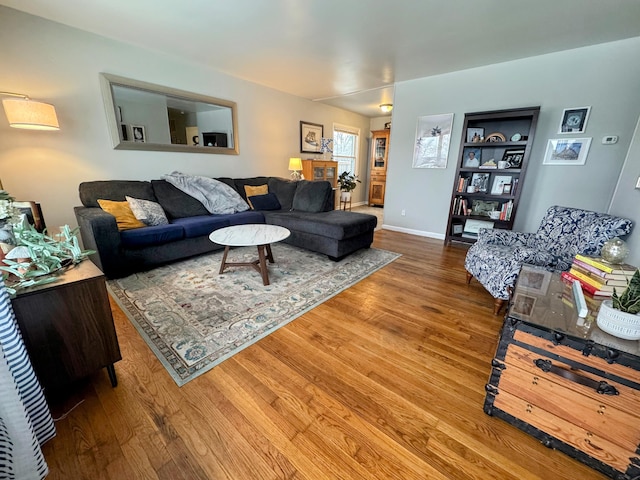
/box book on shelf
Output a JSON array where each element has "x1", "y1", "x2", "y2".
[
  {"x1": 560, "y1": 271, "x2": 612, "y2": 297},
  {"x1": 574, "y1": 254, "x2": 637, "y2": 275},
  {"x1": 570, "y1": 262, "x2": 630, "y2": 287}
]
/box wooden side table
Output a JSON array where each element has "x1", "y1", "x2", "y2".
[{"x1": 10, "y1": 260, "x2": 121, "y2": 394}]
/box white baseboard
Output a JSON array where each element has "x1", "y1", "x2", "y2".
[{"x1": 380, "y1": 224, "x2": 445, "y2": 240}]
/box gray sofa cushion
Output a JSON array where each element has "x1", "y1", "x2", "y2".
[
  {"x1": 79, "y1": 180, "x2": 156, "y2": 207},
  {"x1": 267, "y1": 177, "x2": 298, "y2": 211},
  {"x1": 264, "y1": 210, "x2": 377, "y2": 240},
  {"x1": 151, "y1": 180, "x2": 210, "y2": 219},
  {"x1": 292, "y1": 180, "x2": 332, "y2": 213}
]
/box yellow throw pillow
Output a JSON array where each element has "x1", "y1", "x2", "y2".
[
  {"x1": 97, "y1": 199, "x2": 146, "y2": 231},
  {"x1": 244, "y1": 184, "x2": 269, "y2": 209}
]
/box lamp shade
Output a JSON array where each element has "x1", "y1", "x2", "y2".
[
  {"x1": 288, "y1": 157, "x2": 302, "y2": 171},
  {"x1": 2, "y1": 98, "x2": 59, "y2": 130},
  {"x1": 379, "y1": 104, "x2": 393, "y2": 113}
]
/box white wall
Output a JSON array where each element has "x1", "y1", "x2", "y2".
[
  {"x1": 609, "y1": 118, "x2": 640, "y2": 266},
  {"x1": 0, "y1": 7, "x2": 371, "y2": 230},
  {"x1": 385, "y1": 37, "x2": 640, "y2": 238}
]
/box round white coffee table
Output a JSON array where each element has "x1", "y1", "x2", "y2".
[{"x1": 209, "y1": 224, "x2": 290, "y2": 285}]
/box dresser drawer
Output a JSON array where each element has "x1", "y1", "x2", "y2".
[
  {"x1": 493, "y1": 389, "x2": 635, "y2": 473},
  {"x1": 512, "y1": 329, "x2": 640, "y2": 385},
  {"x1": 499, "y1": 344, "x2": 640, "y2": 452}
]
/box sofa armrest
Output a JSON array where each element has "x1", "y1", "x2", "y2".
[
  {"x1": 74, "y1": 206, "x2": 123, "y2": 277},
  {"x1": 476, "y1": 228, "x2": 537, "y2": 247}
]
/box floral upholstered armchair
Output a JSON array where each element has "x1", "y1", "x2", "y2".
[{"x1": 465, "y1": 205, "x2": 633, "y2": 315}]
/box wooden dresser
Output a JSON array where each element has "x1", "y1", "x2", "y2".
[{"x1": 485, "y1": 265, "x2": 640, "y2": 479}]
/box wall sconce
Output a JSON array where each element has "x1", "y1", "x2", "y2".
[
  {"x1": 289, "y1": 157, "x2": 303, "y2": 181},
  {"x1": 1, "y1": 92, "x2": 59, "y2": 130},
  {"x1": 379, "y1": 104, "x2": 393, "y2": 114}
]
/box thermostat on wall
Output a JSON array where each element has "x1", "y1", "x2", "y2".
[{"x1": 602, "y1": 135, "x2": 618, "y2": 144}]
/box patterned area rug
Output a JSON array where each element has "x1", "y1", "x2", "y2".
[{"x1": 107, "y1": 244, "x2": 400, "y2": 386}]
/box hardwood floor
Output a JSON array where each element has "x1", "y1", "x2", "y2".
[{"x1": 41, "y1": 230, "x2": 606, "y2": 479}]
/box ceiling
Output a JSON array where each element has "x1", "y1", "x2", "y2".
[{"x1": 3, "y1": 0, "x2": 640, "y2": 117}]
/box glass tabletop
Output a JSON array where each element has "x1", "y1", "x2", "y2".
[{"x1": 508, "y1": 264, "x2": 640, "y2": 355}]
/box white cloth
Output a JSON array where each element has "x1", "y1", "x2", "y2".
[
  {"x1": 161, "y1": 171, "x2": 249, "y2": 214},
  {"x1": 0, "y1": 281, "x2": 55, "y2": 479}
]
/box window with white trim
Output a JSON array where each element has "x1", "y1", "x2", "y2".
[{"x1": 333, "y1": 124, "x2": 360, "y2": 176}]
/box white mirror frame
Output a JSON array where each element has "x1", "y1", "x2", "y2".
[{"x1": 99, "y1": 73, "x2": 239, "y2": 155}]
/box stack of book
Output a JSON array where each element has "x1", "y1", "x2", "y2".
[
  {"x1": 560, "y1": 254, "x2": 637, "y2": 297},
  {"x1": 451, "y1": 196, "x2": 469, "y2": 216},
  {"x1": 499, "y1": 200, "x2": 513, "y2": 221},
  {"x1": 456, "y1": 176, "x2": 470, "y2": 193}
]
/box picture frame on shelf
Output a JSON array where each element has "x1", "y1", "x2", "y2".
[
  {"x1": 412, "y1": 113, "x2": 454, "y2": 168},
  {"x1": 491, "y1": 175, "x2": 513, "y2": 195},
  {"x1": 300, "y1": 121, "x2": 323, "y2": 153},
  {"x1": 471, "y1": 200, "x2": 499, "y2": 217},
  {"x1": 462, "y1": 147, "x2": 481, "y2": 167},
  {"x1": 466, "y1": 127, "x2": 484, "y2": 143},
  {"x1": 502, "y1": 183, "x2": 512, "y2": 195},
  {"x1": 502, "y1": 149, "x2": 525, "y2": 168},
  {"x1": 131, "y1": 125, "x2": 146, "y2": 143},
  {"x1": 543, "y1": 138, "x2": 592, "y2": 166},
  {"x1": 558, "y1": 106, "x2": 590, "y2": 134},
  {"x1": 471, "y1": 172, "x2": 490, "y2": 192}
]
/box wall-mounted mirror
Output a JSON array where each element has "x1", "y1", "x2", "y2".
[{"x1": 99, "y1": 73, "x2": 239, "y2": 154}]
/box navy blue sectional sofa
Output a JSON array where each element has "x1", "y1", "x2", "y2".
[{"x1": 74, "y1": 176, "x2": 377, "y2": 278}]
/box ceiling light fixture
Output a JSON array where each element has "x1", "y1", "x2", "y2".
[
  {"x1": 379, "y1": 104, "x2": 393, "y2": 113},
  {"x1": 0, "y1": 92, "x2": 59, "y2": 130}
]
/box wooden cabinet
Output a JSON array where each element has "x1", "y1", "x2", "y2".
[
  {"x1": 301, "y1": 159, "x2": 338, "y2": 188},
  {"x1": 485, "y1": 265, "x2": 640, "y2": 479},
  {"x1": 368, "y1": 129, "x2": 389, "y2": 206},
  {"x1": 11, "y1": 260, "x2": 121, "y2": 394},
  {"x1": 445, "y1": 107, "x2": 539, "y2": 245}
]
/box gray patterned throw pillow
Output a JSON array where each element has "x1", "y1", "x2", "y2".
[{"x1": 126, "y1": 196, "x2": 169, "y2": 226}]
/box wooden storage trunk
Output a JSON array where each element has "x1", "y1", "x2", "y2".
[{"x1": 485, "y1": 265, "x2": 640, "y2": 480}]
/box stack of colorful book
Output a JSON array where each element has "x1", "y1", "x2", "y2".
[{"x1": 560, "y1": 254, "x2": 637, "y2": 297}]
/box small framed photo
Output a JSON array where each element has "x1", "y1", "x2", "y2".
[
  {"x1": 502, "y1": 149, "x2": 525, "y2": 168},
  {"x1": 558, "y1": 106, "x2": 590, "y2": 134},
  {"x1": 462, "y1": 147, "x2": 481, "y2": 167},
  {"x1": 300, "y1": 121, "x2": 323, "y2": 153},
  {"x1": 502, "y1": 183, "x2": 512, "y2": 195},
  {"x1": 471, "y1": 173, "x2": 490, "y2": 192},
  {"x1": 512, "y1": 293, "x2": 537, "y2": 317},
  {"x1": 452, "y1": 224, "x2": 463, "y2": 235},
  {"x1": 491, "y1": 175, "x2": 512, "y2": 195},
  {"x1": 466, "y1": 127, "x2": 485, "y2": 143},
  {"x1": 518, "y1": 268, "x2": 552, "y2": 295},
  {"x1": 543, "y1": 138, "x2": 592, "y2": 166},
  {"x1": 131, "y1": 125, "x2": 146, "y2": 143}
]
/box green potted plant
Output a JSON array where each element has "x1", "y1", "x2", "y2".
[
  {"x1": 596, "y1": 269, "x2": 640, "y2": 339},
  {"x1": 0, "y1": 219, "x2": 95, "y2": 295},
  {"x1": 337, "y1": 171, "x2": 361, "y2": 202}
]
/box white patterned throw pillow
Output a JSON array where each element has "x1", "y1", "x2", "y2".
[{"x1": 126, "y1": 196, "x2": 169, "y2": 226}]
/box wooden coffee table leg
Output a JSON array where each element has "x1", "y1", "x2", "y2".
[
  {"x1": 265, "y1": 243, "x2": 275, "y2": 263},
  {"x1": 219, "y1": 246, "x2": 230, "y2": 274},
  {"x1": 257, "y1": 245, "x2": 270, "y2": 285}
]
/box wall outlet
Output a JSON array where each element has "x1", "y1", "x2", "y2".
[{"x1": 401, "y1": 209, "x2": 406, "y2": 216}]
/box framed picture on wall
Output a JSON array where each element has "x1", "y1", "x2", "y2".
[
  {"x1": 300, "y1": 121, "x2": 323, "y2": 153},
  {"x1": 558, "y1": 106, "x2": 591, "y2": 134},
  {"x1": 543, "y1": 138, "x2": 592, "y2": 165}
]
